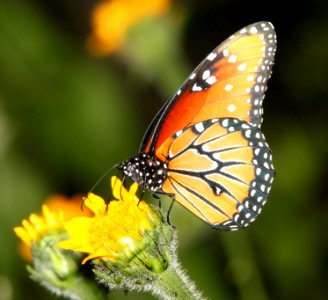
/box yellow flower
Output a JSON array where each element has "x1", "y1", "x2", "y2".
[
  {"x1": 13, "y1": 196, "x2": 109, "y2": 298},
  {"x1": 14, "y1": 205, "x2": 64, "y2": 253},
  {"x1": 14, "y1": 195, "x2": 91, "y2": 261},
  {"x1": 46, "y1": 194, "x2": 93, "y2": 220},
  {"x1": 87, "y1": 0, "x2": 171, "y2": 55},
  {"x1": 58, "y1": 176, "x2": 160, "y2": 264}
]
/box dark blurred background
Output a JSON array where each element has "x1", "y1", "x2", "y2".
[{"x1": 0, "y1": 0, "x2": 327, "y2": 299}]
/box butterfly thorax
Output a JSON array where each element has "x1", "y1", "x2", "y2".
[{"x1": 118, "y1": 153, "x2": 167, "y2": 192}]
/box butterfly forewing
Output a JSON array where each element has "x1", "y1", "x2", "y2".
[{"x1": 142, "y1": 21, "x2": 276, "y2": 154}]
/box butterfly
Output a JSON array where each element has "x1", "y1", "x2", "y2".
[{"x1": 118, "y1": 21, "x2": 276, "y2": 230}]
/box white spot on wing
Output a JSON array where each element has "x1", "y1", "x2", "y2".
[
  {"x1": 222, "y1": 119, "x2": 229, "y2": 127},
  {"x1": 228, "y1": 54, "x2": 237, "y2": 63},
  {"x1": 202, "y1": 70, "x2": 210, "y2": 80},
  {"x1": 237, "y1": 63, "x2": 247, "y2": 71},
  {"x1": 245, "y1": 129, "x2": 251, "y2": 138},
  {"x1": 257, "y1": 75, "x2": 263, "y2": 82},
  {"x1": 192, "y1": 83, "x2": 202, "y2": 92},
  {"x1": 223, "y1": 49, "x2": 229, "y2": 57},
  {"x1": 227, "y1": 104, "x2": 237, "y2": 112},
  {"x1": 175, "y1": 129, "x2": 183, "y2": 137},
  {"x1": 207, "y1": 52, "x2": 217, "y2": 61},
  {"x1": 195, "y1": 122, "x2": 204, "y2": 132},
  {"x1": 225, "y1": 84, "x2": 233, "y2": 91},
  {"x1": 206, "y1": 76, "x2": 217, "y2": 85},
  {"x1": 250, "y1": 26, "x2": 258, "y2": 34},
  {"x1": 202, "y1": 144, "x2": 209, "y2": 152},
  {"x1": 247, "y1": 75, "x2": 254, "y2": 82}
]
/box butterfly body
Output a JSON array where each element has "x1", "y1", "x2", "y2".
[
  {"x1": 119, "y1": 153, "x2": 167, "y2": 192},
  {"x1": 119, "y1": 22, "x2": 277, "y2": 230}
]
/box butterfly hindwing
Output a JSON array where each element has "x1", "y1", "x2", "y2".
[{"x1": 158, "y1": 118, "x2": 274, "y2": 229}]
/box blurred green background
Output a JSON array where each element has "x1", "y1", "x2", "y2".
[{"x1": 1, "y1": 0, "x2": 327, "y2": 299}]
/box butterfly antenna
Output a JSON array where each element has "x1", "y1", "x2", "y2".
[
  {"x1": 88, "y1": 163, "x2": 119, "y2": 194},
  {"x1": 118, "y1": 174, "x2": 125, "y2": 201}
]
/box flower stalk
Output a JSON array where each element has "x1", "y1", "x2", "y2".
[{"x1": 153, "y1": 261, "x2": 205, "y2": 300}]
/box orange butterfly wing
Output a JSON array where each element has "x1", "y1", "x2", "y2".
[
  {"x1": 153, "y1": 22, "x2": 276, "y2": 229},
  {"x1": 142, "y1": 22, "x2": 276, "y2": 155},
  {"x1": 157, "y1": 119, "x2": 274, "y2": 229},
  {"x1": 121, "y1": 22, "x2": 277, "y2": 230}
]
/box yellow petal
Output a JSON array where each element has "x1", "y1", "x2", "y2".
[
  {"x1": 14, "y1": 226, "x2": 32, "y2": 246},
  {"x1": 111, "y1": 176, "x2": 126, "y2": 200},
  {"x1": 57, "y1": 176, "x2": 159, "y2": 264},
  {"x1": 64, "y1": 217, "x2": 91, "y2": 243},
  {"x1": 84, "y1": 193, "x2": 107, "y2": 215}
]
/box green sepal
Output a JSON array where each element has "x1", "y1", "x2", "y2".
[{"x1": 26, "y1": 228, "x2": 107, "y2": 300}]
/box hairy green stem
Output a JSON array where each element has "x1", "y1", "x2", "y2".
[{"x1": 151, "y1": 264, "x2": 206, "y2": 300}]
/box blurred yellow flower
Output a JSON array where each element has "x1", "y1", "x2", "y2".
[
  {"x1": 58, "y1": 177, "x2": 158, "y2": 264},
  {"x1": 46, "y1": 194, "x2": 92, "y2": 220},
  {"x1": 87, "y1": 0, "x2": 171, "y2": 55},
  {"x1": 14, "y1": 195, "x2": 91, "y2": 261},
  {"x1": 14, "y1": 204, "x2": 64, "y2": 260}
]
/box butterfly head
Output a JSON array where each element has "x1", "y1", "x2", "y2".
[{"x1": 118, "y1": 153, "x2": 167, "y2": 192}]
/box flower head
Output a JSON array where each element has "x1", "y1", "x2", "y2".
[
  {"x1": 58, "y1": 176, "x2": 162, "y2": 264},
  {"x1": 14, "y1": 195, "x2": 90, "y2": 261},
  {"x1": 14, "y1": 204, "x2": 64, "y2": 254},
  {"x1": 58, "y1": 176, "x2": 179, "y2": 293},
  {"x1": 13, "y1": 195, "x2": 94, "y2": 290},
  {"x1": 14, "y1": 196, "x2": 108, "y2": 299},
  {"x1": 87, "y1": 0, "x2": 171, "y2": 55}
]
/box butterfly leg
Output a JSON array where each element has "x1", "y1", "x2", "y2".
[
  {"x1": 153, "y1": 191, "x2": 176, "y2": 209},
  {"x1": 138, "y1": 190, "x2": 145, "y2": 206},
  {"x1": 152, "y1": 193, "x2": 162, "y2": 208},
  {"x1": 166, "y1": 197, "x2": 176, "y2": 228},
  {"x1": 153, "y1": 191, "x2": 176, "y2": 227}
]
